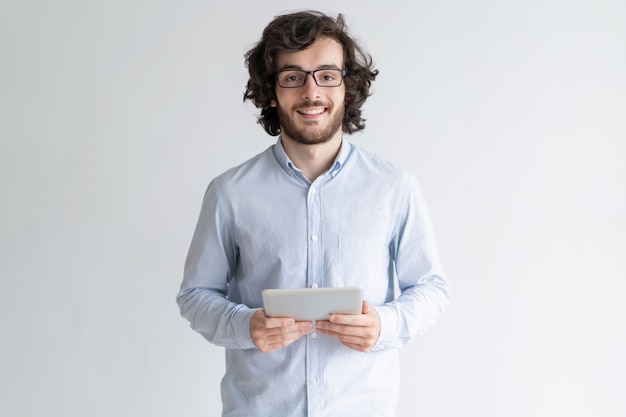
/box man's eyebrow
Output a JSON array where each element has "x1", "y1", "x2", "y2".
[{"x1": 277, "y1": 64, "x2": 342, "y2": 71}]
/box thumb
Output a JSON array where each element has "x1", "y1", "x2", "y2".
[{"x1": 362, "y1": 300, "x2": 373, "y2": 314}]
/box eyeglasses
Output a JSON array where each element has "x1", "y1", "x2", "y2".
[{"x1": 276, "y1": 69, "x2": 346, "y2": 88}]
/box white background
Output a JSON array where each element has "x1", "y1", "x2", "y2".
[{"x1": 1, "y1": 1, "x2": 625, "y2": 416}]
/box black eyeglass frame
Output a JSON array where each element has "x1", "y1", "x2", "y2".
[{"x1": 275, "y1": 69, "x2": 347, "y2": 88}]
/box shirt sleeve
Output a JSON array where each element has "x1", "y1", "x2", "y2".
[
  {"x1": 176, "y1": 180, "x2": 258, "y2": 350},
  {"x1": 371, "y1": 174, "x2": 450, "y2": 351}
]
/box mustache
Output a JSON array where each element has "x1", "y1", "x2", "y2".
[{"x1": 294, "y1": 100, "x2": 329, "y2": 110}]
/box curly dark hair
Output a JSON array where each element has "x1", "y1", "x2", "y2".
[{"x1": 243, "y1": 11, "x2": 379, "y2": 136}]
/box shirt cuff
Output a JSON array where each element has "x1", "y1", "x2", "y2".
[
  {"x1": 232, "y1": 307, "x2": 261, "y2": 350},
  {"x1": 371, "y1": 305, "x2": 398, "y2": 352}
]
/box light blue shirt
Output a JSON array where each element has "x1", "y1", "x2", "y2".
[{"x1": 178, "y1": 138, "x2": 449, "y2": 417}]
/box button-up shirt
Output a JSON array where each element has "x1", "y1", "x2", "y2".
[{"x1": 177, "y1": 138, "x2": 450, "y2": 417}]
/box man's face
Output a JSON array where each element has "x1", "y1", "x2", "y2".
[{"x1": 272, "y1": 37, "x2": 346, "y2": 146}]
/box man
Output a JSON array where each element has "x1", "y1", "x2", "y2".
[{"x1": 177, "y1": 10, "x2": 450, "y2": 417}]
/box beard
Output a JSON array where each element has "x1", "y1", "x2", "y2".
[{"x1": 277, "y1": 100, "x2": 344, "y2": 145}]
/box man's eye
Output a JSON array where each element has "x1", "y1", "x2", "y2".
[
  {"x1": 318, "y1": 72, "x2": 334, "y2": 81},
  {"x1": 282, "y1": 73, "x2": 302, "y2": 82}
]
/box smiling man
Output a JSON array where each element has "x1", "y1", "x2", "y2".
[{"x1": 177, "y1": 10, "x2": 450, "y2": 417}]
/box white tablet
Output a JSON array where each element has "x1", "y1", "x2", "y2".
[{"x1": 262, "y1": 287, "x2": 363, "y2": 321}]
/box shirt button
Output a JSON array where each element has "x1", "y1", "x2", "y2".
[
  {"x1": 311, "y1": 332, "x2": 318, "y2": 339},
  {"x1": 311, "y1": 235, "x2": 318, "y2": 242},
  {"x1": 311, "y1": 283, "x2": 319, "y2": 288},
  {"x1": 310, "y1": 187, "x2": 317, "y2": 194},
  {"x1": 311, "y1": 378, "x2": 318, "y2": 386}
]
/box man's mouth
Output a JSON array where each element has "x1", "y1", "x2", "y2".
[{"x1": 297, "y1": 107, "x2": 326, "y2": 116}]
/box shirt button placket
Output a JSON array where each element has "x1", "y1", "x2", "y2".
[{"x1": 306, "y1": 181, "x2": 323, "y2": 416}]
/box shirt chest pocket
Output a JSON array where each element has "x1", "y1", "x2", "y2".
[{"x1": 331, "y1": 232, "x2": 392, "y2": 293}]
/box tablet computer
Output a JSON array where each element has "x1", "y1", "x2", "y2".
[{"x1": 262, "y1": 287, "x2": 363, "y2": 321}]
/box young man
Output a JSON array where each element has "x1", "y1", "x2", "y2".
[{"x1": 178, "y1": 11, "x2": 450, "y2": 417}]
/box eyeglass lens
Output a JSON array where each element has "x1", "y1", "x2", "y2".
[{"x1": 277, "y1": 69, "x2": 344, "y2": 88}]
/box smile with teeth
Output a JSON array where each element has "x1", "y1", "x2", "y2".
[{"x1": 297, "y1": 108, "x2": 326, "y2": 115}]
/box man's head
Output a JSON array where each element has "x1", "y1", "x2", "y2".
[{"x1": 244, "y1": 11, "x2": 378, "y2": 138}]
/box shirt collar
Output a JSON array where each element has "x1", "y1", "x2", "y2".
[{"x1": 273, "y1": 136, "x2": 352, "y2": 180}]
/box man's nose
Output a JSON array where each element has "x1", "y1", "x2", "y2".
[{"x1": 301, "y1": 73, "x2": 321, "y2": 98}]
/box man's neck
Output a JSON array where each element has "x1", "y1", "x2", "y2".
[{"x1": 281, "y1": 134, "x2": 342, "y2": 182}]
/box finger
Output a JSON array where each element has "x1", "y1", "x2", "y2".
[
  {"x1": 252, "y1": 320, "x2": 313, "y2": 352},
  {"x1": 257, "y1": 326, "x2": 312, "y2": 352},
  {"x1": 257, "y1": 311, "x2": 297, "y2": 329},
  {"x1": 316, "y1": 322, "x2": 353, "y2": 335},
  {"x1": 318, "y1": 322, "x2": 377, "y2": 340},
  {"x1": 253, "y1": 318, "x2": 309, "y2": 339},
  {"x1": 262, "y1": 326, "x2": 308, "y2": 345},
  {"x1": 327, "y1": 314, "x2": 359, "y2": 326},
  {"x1": 264, "y1": 317, "x2": 296, "y2": 329},
  {"x1": 327, "y1": 313, "x2": 373, "y2": 327},
  {"x1": 320, "y1": 330, "x2": 374, "y2": 351},
  {"x1": 252, "y1": 310, "x2": 297, "y2": 329},
  {"x1": 256, "y1": 333, "x2": 299, "y2": 352}
]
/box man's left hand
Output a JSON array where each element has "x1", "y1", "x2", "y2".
[{"x1": 315, "y1": 300, "x2": 380, "y2": 352}]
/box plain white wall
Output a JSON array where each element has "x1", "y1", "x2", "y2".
[{"x1": 1, "y1": 1, "x2": 624, "y2": 416}]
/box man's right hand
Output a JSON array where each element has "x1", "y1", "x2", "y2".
[{"x1": 250, "y1": 309, "x2": 313, "y2": 353}]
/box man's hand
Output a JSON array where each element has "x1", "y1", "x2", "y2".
[
  {"x1": 315, "y1": 300, "x2": 381, "y2": 352},
  {"x1": 250, "y1": 309, "x2": 313, "y2": 353}
]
